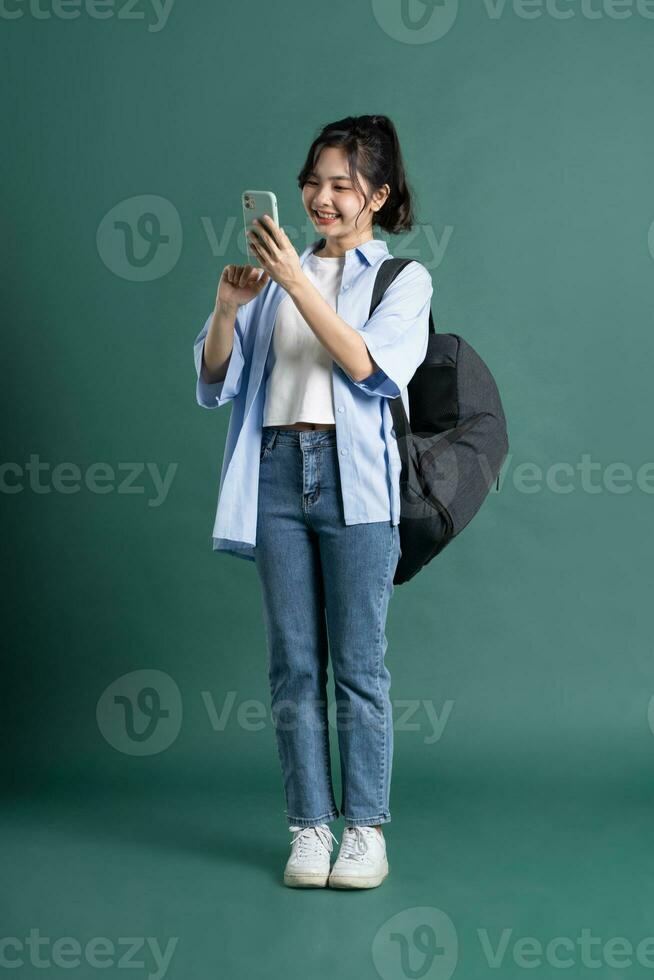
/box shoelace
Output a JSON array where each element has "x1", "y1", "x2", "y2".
[
  {"x1": 290, "y1": 824, "x2": 339, "y2": 859},
  {"x1": 338, "y1": 826, "x2": 380, "y2": 862}
]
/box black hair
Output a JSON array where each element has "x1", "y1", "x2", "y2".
[{"x1": 296, "y1": 114, "x2": 416, "y2": 235}]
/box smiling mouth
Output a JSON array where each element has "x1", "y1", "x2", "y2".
[{"x1": 313, "y1": 208, "x2": 340, "y2": 221}]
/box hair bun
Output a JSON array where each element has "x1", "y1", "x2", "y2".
[{"x1": 370, "y1": 115, "x2": 392, "y2": 134}]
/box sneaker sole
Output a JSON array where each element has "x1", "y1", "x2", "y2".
[
  {"x1": 283, "y1": 871, "x2": 330, "y2": 888},
  {"x1": 328, "y1": 860, "x2": 389, "y2": 889}
]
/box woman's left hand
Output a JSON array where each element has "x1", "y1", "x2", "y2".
[{"x1": 247, "y1": 215, "x2": 305, "y2": 293}]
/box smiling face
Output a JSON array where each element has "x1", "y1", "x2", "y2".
[{"x1": 302, "y1": 145, "x2": 389, "y2": 254}]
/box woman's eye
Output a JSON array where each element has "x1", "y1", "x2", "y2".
[{"x1": 305, "y1": 180, "x2": 349, "y2": 191}]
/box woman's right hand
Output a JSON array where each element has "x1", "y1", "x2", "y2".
[{"x1": 216, "y1": 264, "x2": 270, "y2": 310}]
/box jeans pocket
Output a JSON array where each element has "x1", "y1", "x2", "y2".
[{"x1": 260, "y1": 429, "x2": 277, "y2": 462}]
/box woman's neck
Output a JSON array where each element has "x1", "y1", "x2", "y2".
[{"x1": 314, "y1": 231, "x2": 374, "y2": 258}]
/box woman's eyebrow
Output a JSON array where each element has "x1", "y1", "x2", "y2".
[{"x1": 309, "y1": 172, "x2": 352, "y2": 181}]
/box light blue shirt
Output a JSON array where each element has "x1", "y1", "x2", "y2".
[{"x1": 193, "y1": 236, "x2": 433, "y2": 562}]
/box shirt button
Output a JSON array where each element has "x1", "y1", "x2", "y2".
[
  {"x1": 342, "y1": 284, "x2": 350, "y2": 291},
  {"x1": 340, "y1": 448, "x2": 347, "y2": 456},
  {"x1": 337, "y1": 406, "x2": 344, "y2": 413},
  {"x1": 391, "y1": 427, "x2": 396, "y2": 437}
]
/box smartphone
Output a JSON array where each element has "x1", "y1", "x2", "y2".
[{"x1": 242, "y1": 190, "x2": 279, "y2": 266}]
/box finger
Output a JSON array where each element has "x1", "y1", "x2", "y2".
[
  {"x1": 253, "y1": 218, "x2": 278, "y2": 251},
  {"x1": 261, "y1": 213, "x2": 279, "y2": 231},
  {"x1": 249, "y1": 225, "x2": 266, "y2": 250},
  {"x1": 249, "y1": 235, "x2": 268, "y2": 262},
  {"x1": 238, "y1": 264, "x2": 256, "y2": 287},
  {"x1": 240, "y1": 264, "x2": 260, "y2": 283}
]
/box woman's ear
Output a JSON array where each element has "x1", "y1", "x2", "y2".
[{"x1": 372, "y1": 183, "x2": 391, "y2": 211}]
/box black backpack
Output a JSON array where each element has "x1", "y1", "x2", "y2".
[{"x1": 369, "y1": 258, "x2": 509, "y2": 585}]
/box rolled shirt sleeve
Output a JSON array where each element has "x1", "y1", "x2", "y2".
[
  {"x1": 193, "y1": 304, "x2": 249, "y2": 409},
  {"x1": 348, "y1": 261, "x2": 433, "y2": 399}
]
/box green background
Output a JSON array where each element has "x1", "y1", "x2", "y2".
[{"x1": 3, "y1": 1, "x2": 654, "y2": 978}]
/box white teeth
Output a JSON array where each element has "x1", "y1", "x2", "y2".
[{"x1": 315, "y1": 209, "x2": 338, "y2": 218}]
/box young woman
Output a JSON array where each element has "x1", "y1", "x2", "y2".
[{"x1": 193, "y1": 114, "x2": 433, "y2": 889}]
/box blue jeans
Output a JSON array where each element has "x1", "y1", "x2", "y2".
[{"x1": 253, "y1": 426, "x2": 401, "y2": 829}]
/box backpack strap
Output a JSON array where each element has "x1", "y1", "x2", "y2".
[
  {"x1": 367, "y1": 257, "x2": 434, "y2": 444},
  {"x1": 368, "y1": 258, "x2": 435, "y2": 334}
]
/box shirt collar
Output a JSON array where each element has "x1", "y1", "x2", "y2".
[{"x1": 306, "y1": 236, "x2": 390, "y2": 266}]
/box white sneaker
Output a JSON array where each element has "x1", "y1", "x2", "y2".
[
  {"x1": 284, "y1": 823, "x2": 339, "y2": 888},
  {"x1": 328, "y1": 825, "x2": 389, "y2": 889}
]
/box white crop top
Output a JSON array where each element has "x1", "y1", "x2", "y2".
[{"x1": 262, "y1": 251, "x2": 345, "y2": 426}]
